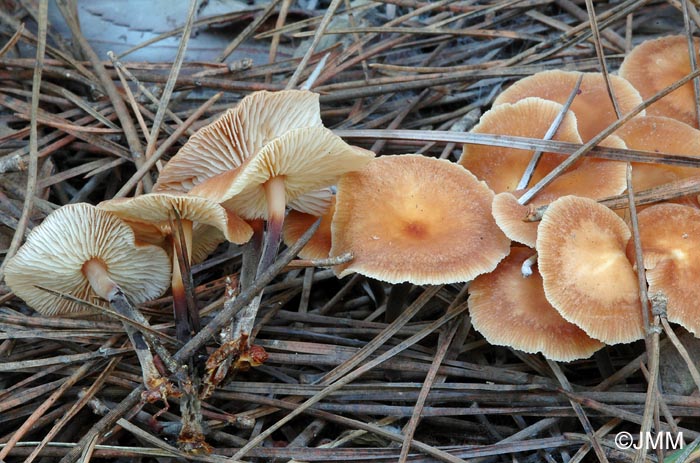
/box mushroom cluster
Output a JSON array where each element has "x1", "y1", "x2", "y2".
[
  {"x1": 458, "y1": 33, "x2": 700, "y2": 360},
  {"x1": 3, "y1": 89, "x2": 375, "y2": 451}
]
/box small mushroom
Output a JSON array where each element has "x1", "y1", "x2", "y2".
[
  {"x1": 493, "y1": 70, "x2": 644, "y2": 141},
  {"x1": 4, "y1": 203, "x2": 172, "y2": 388},
  {"x1": 459, "y1": 97, "x2": 582, "y2": 193},
  {"x1": 536, "y1": 196, "x2": 645, "y2": 344},
  {"x1": 190, "y1": 125, "x2": 373, "y2": 274},
  {"x1": 331, "y1": 154, "x2": 510, "y2": 284},
  {"x1": 634, "y1": 203, "x2": 700, "y2": 336},
  {"x1": 99, "y1": 192, "x2": 253, "y2": 342},
  {"x1": 469, "y1": 247, "x2": 604, "y2": 361},
  {"x1": 283, "y1": 195, "x2": 336, "y2": 260},
  {"x1": 614, "y1": 115, "x2": 700, "y2": 195},
  {"x1": 492, "y1": 136, "x2": 628, "y2": 247},
  {"x1": 155, "y1": 89, "x2": 323, "y2": 193},
  {"x1": 619, "y1": 35, "x2": 700, "y2": 127}
]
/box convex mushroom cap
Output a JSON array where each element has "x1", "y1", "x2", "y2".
[
  {"x1": 459, "y1": 97, "x2": 581, "y2": 193},
  {"x1": 494, "y1": 70, "x2": 643, "y2": 142},
  {"x1": 634, "y1": 203, "x2": 700, "y2": 336},
  {"x1": 614, "y1": 115, "x2": 700, "y2": 193},
  {"x1": 469, "y1": 247, "x2": 604, "y2": 361},
  {"x1": 620, "y1": 35, "x2": 700, "y2": 127},
  {"x1": 331, "y1": 154, "x2": 510, "y2": 284},
  {"x1": 536, "y1": 196, "x2": 644, "y2": 344},
  {"x1": 492, "y1": 136, "x2": 628, "y2": 247},
  {"x1": 4, "y1": 203, "x2": 171, "y2": 316}
]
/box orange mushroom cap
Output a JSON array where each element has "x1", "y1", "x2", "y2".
[
  {"x1": 536, "y1": 196, "x2": 644, "y2": 344},
  {"x1": 459, "y1": 97, "x2": 582, "y2": 193},
  {"x1": 614, "y1": 115, "x2": 700, "y2": 193},
  {"x1": 634, "y1": 203, "x2": 700, "y2": 336},
  {"x1": 619, "y1": 35, "x2": 700, "y2": 127},
  {"x1": 331, "y1": 154, "x2": 510, "y2": 284},
  {"x1": 283, "y1": 196, "x2": 335, "y2": 260},
  {"x1": 494, "y1": 70, "x2": 644, "y2": 142},
  {"x1": 492, "y1": 148, "x2": 627, "y2": 248},
  {"x1": 469, "y1": 247, "x2": 604, "y2": 361}
]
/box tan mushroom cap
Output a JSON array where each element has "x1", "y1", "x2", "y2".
[
  {"x1": 634, "y1": 204, "x2": 700, "y2": 336},
  {"x1": 619, "y1": 35, "x2": 700, "y2": 127},
  {"x1": 4, "y1": 203, "x2": 171, "y2": 316},
  {"x1": 189, "y1": 126, "x2": 374, "y2": 219},
  {"x1": 283, "y1": 196, "x2": 335, "y2": 260},
  {"x1": 492, "y1": 152, "x2": 627, "y2": 247},
  {"x1": 459, "y1": 97, "x2": 582, "y2": 193},
  {"x1": 331, "y1": 155, "x2": 510, "y2": 284},
  {"x1": 536, "y1": 196, "x2": 644, "y2": 344},
  {"x1": 494, "y1": 70, "x2": 644, "y2": 142},
  {"x1": 614, "y1": 116, "x2": 700, "y2": 192},
  {"x1": 98, "y1": 193, "x2": 253, "y2": 245},
  {"x1": 469, "y1": 247, "x2": 604, "y2": 361},
  {"x1": 154, "y1": 90, "x2": 323, "y2": 193}
]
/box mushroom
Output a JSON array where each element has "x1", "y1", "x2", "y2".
[
  {"x1": 469, "y1": 247, "x2": 604, "y2": 361},
  {"x1": 492, "y1": 136, "x2": 628, "y2": 247},
  {"x1": 459, "y1": 97, "x2": 582, "y2": 193},
  {"x1": 4, "y1": 203, "x2": 172, "y2": 388},
  {"x1": 331, "y1": 154, "x2": 510, "y2": 284},
  {"x1": 99, "y1": 192, "x2": 253, "y2": 342},
  {"x1": 493, "y1": 70, "x2": 644, "y2": 141},
  {"x1": 189, "y1": 125, "x2": 373, "y2": 275},
  {"x1": 154, "y1": 89, "x2": 333, "y2": 218},
  {"x1": 155, "y1": 89, "x2": 323, "y2": 194},
  {"x1": 619, "y1": 35, "x2": 700, "y2": 127},
  {"x1": 536, "y1": 196, "x2": 645, "y2": 344},
  {"x1": 613, "y1": 115, "x2": 700, "y2": 196},
  {"x1": 634, "y1": 203, "x2": 700, "y2": 336},
  {"x1": 282, "y1": 196, "x2": 336, "y2": 260}
]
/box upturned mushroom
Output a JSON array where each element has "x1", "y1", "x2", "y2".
[
  {"x1": 536, "y1": 196, "x2": 645, "y2": 344},
  {"x1": 4, "y1": 203, "x2": 172, "y2": 390},
  {"x1": 331, "y1": 154, "x2": 510, "y2": 284},
  {"x1": 154, "y1": 89, "x2": 334, "y2": 216},
  {"x1": 469, "y1": 247, "x2": 604, "y2": 361}
]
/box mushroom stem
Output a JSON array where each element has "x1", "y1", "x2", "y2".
[
  {"x1": 259, "y1": 175, "x2": 287, "y2": 274},
  {"x1": 222, "y1": 219, "x2": 264, "y2": 345},
  {"x1": 229, "y1": 177, "x2": 286, "y2": 348},
  {"x1": 83, "y1": 258, "x2": 118, "y2": 301},
  {"x1": 82, "y1": 258, "x2": 163, "y2": 387},
  {"x1": 171, "y1": 219, "x2": 196, "y2": 343}
]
